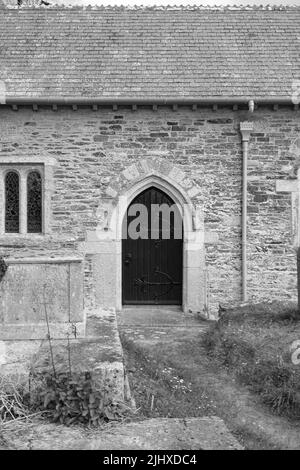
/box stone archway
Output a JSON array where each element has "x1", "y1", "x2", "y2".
[{"x1": 83, "y1": 157, "x2": 206, "y2": 315}]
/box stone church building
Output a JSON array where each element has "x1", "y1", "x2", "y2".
[{"x1": 0, "y1": 4, "x2": 299, "y2": 383}]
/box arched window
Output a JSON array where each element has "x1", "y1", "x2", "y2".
[
  {"x1": 5, "y1": 171, "x2": 20, "y2": 233},
  {"x1": 27, "y1": 171, "x2": 42, "y2": 233}
]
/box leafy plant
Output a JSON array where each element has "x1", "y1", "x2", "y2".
[
  {"x1": 23, "y1": 284, "x2": 131, "y2": 427},
  {"x1": 30, "y1": 370, "x2": 128, "y2": 426}
]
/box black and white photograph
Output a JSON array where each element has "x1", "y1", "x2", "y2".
[{"x1": 0, "y1": 0, "x2": 299, "y2": 454}]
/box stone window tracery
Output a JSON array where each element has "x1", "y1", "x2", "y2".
[
  {"x1": 27, "y1": 171, "x2": 42, "y2": 233},
  {"x1": 5, "y1": 171, "x2": 20, "y2": 233},
  {"x1": 0, "y1": 157, "x2": 56, "y2": 237},
  {"x1": 3, "y1": 168, "x2": 43, "y2": 234}
]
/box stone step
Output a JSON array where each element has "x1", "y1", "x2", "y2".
[
  {"x1": 118, "y1": 306, "x2": 210, "y2": 327},
  {"x1": 4, "y1": 417, "x2": 243, "y2": 450}
]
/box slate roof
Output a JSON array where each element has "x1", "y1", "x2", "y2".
[{"x1": 0, "y1": 6, "x2": 299, "y2": 100}]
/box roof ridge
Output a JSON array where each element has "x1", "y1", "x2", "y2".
[{"x1": 1, "y1": 3, "x2": 300, "y2": 11}]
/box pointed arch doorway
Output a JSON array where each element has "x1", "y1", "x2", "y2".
[{"x1": 122, "y1": 186, "x2": 183, "y2": 305}]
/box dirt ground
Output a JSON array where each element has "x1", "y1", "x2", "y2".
[{"x1": 119, "y1": 309, "x2": 300, "y2": 450}]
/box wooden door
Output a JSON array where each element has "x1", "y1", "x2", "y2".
[{"x1": 122, "y1": 187, "x2": 183, "y2": 305}]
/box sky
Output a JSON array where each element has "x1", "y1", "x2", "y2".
[{"x1": 53, "y1": 0, "x2": 300, "y2": 6}]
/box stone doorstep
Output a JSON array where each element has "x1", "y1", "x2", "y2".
[
  {"x1": 117, "y1": 306, "x2": 209, "y2": 327},
  {"x1": 5, "y1": 417, "x2": 243, "y2": 450}
]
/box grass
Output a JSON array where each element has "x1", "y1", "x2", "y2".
[
  {"x1": 120, "y1": 328, "x2": 274, "y2": 449},
  {"x1": 120, "y1": 312, "x2": 300, "y2": 449},
  {"x1": 203, "y1": 301, "x2": 300, "y2": 419},
  {"x1": 0, "y1": 376, "x2": 30, "y2": 424},
  {"x1": 121, "y1": 333, "x2": 217, "y2": 419},
  {"x1": 0, "y1": 375, "x2": 32, "y2": 449}
]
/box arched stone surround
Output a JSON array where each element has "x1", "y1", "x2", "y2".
[{"x1": 82, "y1": 157, "x2": 207, "y2": 315}]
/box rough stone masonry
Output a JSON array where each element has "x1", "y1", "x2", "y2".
[{"x1": 0, "y1": 106, "x2": 299, "y2": 312}]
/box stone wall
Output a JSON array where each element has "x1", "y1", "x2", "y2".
[{"x1": 0, "y1": 106, "x2": 299, "y2": 313}]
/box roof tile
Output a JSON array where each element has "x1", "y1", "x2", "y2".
[{"x1": 0, "y1": 7, "x2": 299, "y2": 99}]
